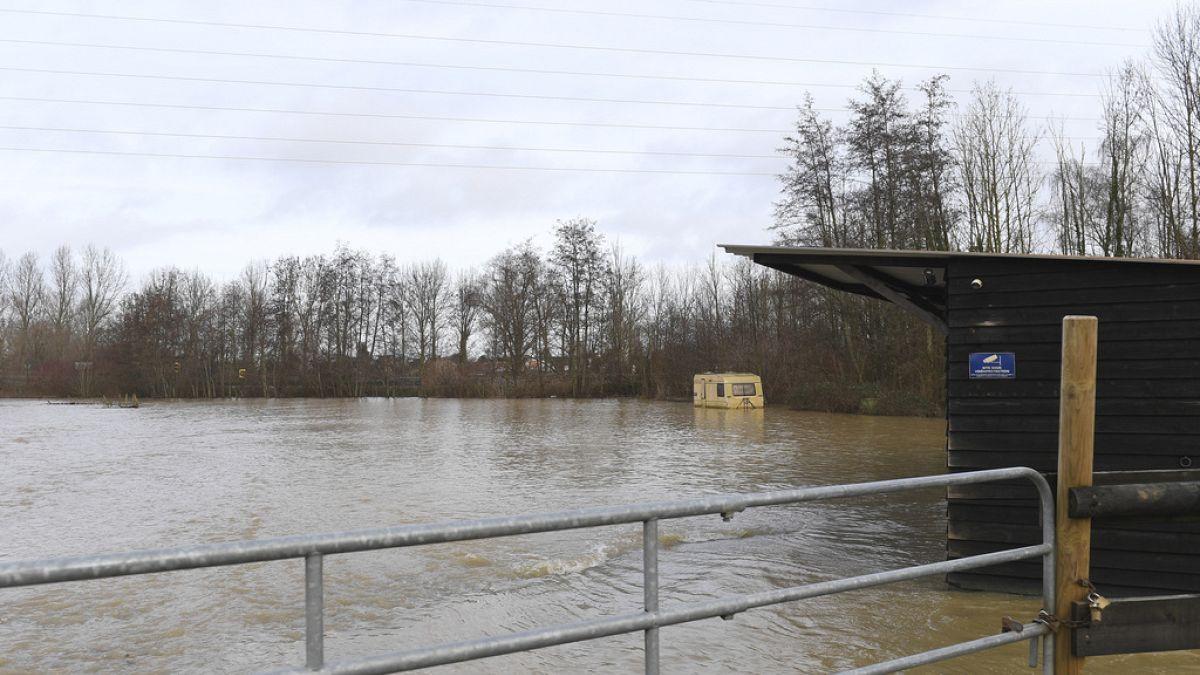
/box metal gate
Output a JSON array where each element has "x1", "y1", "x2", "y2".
[{"x1": 0, "y1": 467, "x2": 1055, "y2": 674}]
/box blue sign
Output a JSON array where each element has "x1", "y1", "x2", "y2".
[{"x1": 969, "y1": 352, "x2": 1016, "y2": 379}]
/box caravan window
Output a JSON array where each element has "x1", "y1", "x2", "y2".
[
  {"x1": 716, "y1": 383, "x2": 725, "y2": 397},
  {"x1": 732, "y1": 383, "x2": 756, "y2": 396}
]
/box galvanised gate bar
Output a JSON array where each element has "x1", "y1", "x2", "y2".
[{"x1": 0, "y1": 467, "x2": 1056, "y2": 674}]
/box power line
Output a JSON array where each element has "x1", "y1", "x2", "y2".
[
  {"x1": 393, "y1": 0, "x2": 1147, "y2": 48},
  {"x1": 0, "y1": 145, "x2": 779, "y2": 175},
  {"x1": 0, "y1": 58, "x2": 1104, "y2": 99},
  {"x1": 674, "y1": 0, "x2": 1146, "y2": 33},
  {"x1": 0, "y1": 109, "x2": 1106, "y2": 144},
  {"x1": 0, "y1": 91, "x2": 1105, "y2": 124},
  {"x1": 0, "y1": 42, "x2": 1110, "y2": 121},
  {"x1": 0, "y1": 66, "x2": 797, "y2": 112},
  {"x1": 0, "y1": 19, "x2": 1109, "y2": 78},
  {"x1": 0, "y1": 124, "x2": 785, "y2": 159},
  {"x1": 0, "y1": 95, "x2": 792, "y2": 133},
  {"x1": 0, "y1": 4, "x2": 1147, "y2": 48},
  {"x1": 1, "y1": 124, "x2": 1109, "y2": 165},
  {"x1": 0, "y1": 143, "x2": 1118, "y2": 174},
  {"x1": 0, "y1": 66, "x2": 1109, "y2": 117},
  {"x1": 0, "y1": 51, "x2": 1104, "y2": 99}
]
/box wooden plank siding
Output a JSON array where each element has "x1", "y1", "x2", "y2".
[{"x1": 945, "y1": 257, "x2": 1200, "y2": 595}]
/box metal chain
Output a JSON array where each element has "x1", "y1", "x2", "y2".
[
  {"x1": 1035, "y1": 578, "x2": 1109, "y2": 631},
  {"x1": 1036, "y1": 608, "x2": 1090, "y2": 632}
]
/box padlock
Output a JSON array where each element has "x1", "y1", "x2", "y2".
[{"x1": 1087, "y1": 591, "x2": 1111, "y2": 624}]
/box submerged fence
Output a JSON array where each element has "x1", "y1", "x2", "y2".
[{"x1": 0, "y1": 467, "x2": 1055, "y2": 674}]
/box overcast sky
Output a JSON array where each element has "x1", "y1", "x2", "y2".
[{"x1": 0, "y1": 0, "x2": 1175, "y2": 281}]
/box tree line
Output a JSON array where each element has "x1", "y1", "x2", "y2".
[
  {"x1": 5, "y1": 5, "x2": 1200, "y2": 415},
  {"x1": 775, "y1": 5, "x2": 1200, "y2": 260},
  {"x1": 4, "y1": 226, "x2": 902, "y2": 410}
]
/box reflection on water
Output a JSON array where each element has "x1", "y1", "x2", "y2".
[
  {"x1": 692, "y1": 406, "x2": 765, "y2": 434},
  {"x1": 0, "y1": 399, "x2": 1195, "y2": 673}
]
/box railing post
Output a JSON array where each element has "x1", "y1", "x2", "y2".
[
  {"x1": 1054, "y1": 316, "x2": 1097, "y2": 675},
  {"x1": 305, "y1": 553, "x2": 325, "y2": 670},
  {"x1": 642, "y1": 518, "x2": 660, "y2": 675}
]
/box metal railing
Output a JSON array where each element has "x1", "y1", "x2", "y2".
[{"x1": 0, "y1": 467, "x2": 1056, "y2": 674}]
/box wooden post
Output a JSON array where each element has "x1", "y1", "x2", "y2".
[{"x1": 1055, "y1": 316, "x2": 1098, "y2": 674}]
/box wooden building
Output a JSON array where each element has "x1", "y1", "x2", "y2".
[{"x1": 724, "y1": 245, "x2": 1200, "y2": 596}]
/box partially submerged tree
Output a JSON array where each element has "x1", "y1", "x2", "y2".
[
  {"x1": 481, "y1": 242, "x2": 540, "y2": 383},
  {"x1": 450, "y1": 269, "x2": 481, "y2": 364},
  {"x1": 409, "y1": 259, "x2": 450, "y2": 365},
  {"x1": 551, "y1": 218, "x2": 604, "y2": 394},
  {"x1": 10, "y1": 251, "x2": 46, "y2": 368},
  {"x1": 79, "y1": 244, "x2": 127, "y2": 359}
]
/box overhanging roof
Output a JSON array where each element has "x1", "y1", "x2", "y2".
[{"x1": 720, "y1": 244, "x2": 1200, "y2": 336}]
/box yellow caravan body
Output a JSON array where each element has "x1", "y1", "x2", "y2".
[{"x1": 693, "y1": 373, "x2": 764, "y2": 409}]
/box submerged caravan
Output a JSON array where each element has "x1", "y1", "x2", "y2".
[{"x1": 692, "y1": 372, "x2": 764, "y2": 409}]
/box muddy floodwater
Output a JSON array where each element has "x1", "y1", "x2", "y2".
[{"x1": 1, "y1": 398, "x2": 1196, "y2": 673}]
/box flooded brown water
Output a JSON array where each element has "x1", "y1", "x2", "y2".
[{"x1": 0, "y1": 398, "x2": 1196, "y2": 673}]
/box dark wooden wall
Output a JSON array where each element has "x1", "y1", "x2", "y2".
[{"x1": 943, "y1": 256, "x2": 1200, "y2": 596}]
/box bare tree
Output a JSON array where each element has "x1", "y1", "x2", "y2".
[
  {"x1": 47, "y1": 245, "x2": 78, "y2": 357},
  {"x1": 0, "y1": 249, "x2": 10, "y2": 354},
  {"x1": 450, "y1": 269, "x2": 481, "y2": 364},
  {"x1": 1053, "y1": 63, "x2": 1152, "y2": 258},
  {"x1": 240, "y1": 261, "x2": 270, "y2": 394},
  {"x1": 79, "y1": 244, "x2": 127, "y2": 358},
  {"x1": 409, "y1": 259, "x2": 450, "y2": 364},
  {"x1": 775, "y1": 95, "x2": 847, "y2": 246},
  {"x1": 371, "y1": 254, "x2": 405, "y2": 388},
  {"x1": 603, "y1": 243, "x2": 644, "y2": 387},
  {"x1": 846, "y1": 72, "x2": 909, "y2": 248},
  {"x1": 778, "y1": 74, "x2": 957, "y2": 252},
  {"x1": 701, "y1": 252, "x2": 725, "y2": 339},
  {"x1": 551, "y1": 218, "x2": 604, "y2": 394},
  {"x1": 385, "y1": 265, "x2": 411, "y2": 368},
  {"x1": 181, "y1": 270, "x2": 218, "y2": 397},
  {"x1": 482, "y1": 243, "x2": 540, "y2": 382},
  {"x1": 1146, "y1": 81, "x2": 1188, "y2": 258},
  {"x1": 9, "y1": 252, "x2": 45, "y2": 368},
  {"x1": 1153, "y1": 4, "x2": 1200, "y2": 256},
  {"x1": 911, "y1": 75, "x2": 957, "y2": 251},
  {"x1": 1098, "y1": 61, "x2": 1152, "y2": 257},
  {"x1": 954, "y1": 81, "x2": 1042, "y2": 253},
  {"x1": 1049, "y1": 124, "x2": 1096, "y2": 256}
]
